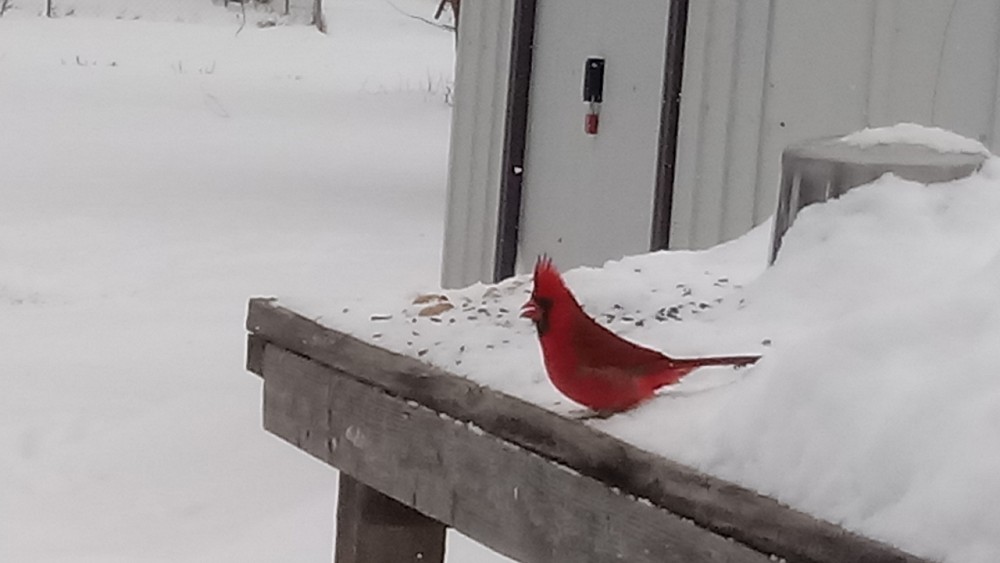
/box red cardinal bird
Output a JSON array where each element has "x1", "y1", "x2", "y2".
[{"x1": 520, "y1": 256, "x2": 760, "y2": 414}]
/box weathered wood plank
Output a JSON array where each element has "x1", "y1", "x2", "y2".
[
  {"x1": 246, "y1": 334, "x2": 267, "y2": 378},
  {"x1": 334, "y1": 473, "x2": 446, "y2": 563},
  {"x1": 260, "y1": 344, "x2": 771, "y2": 563},
  {"x1": 247, "y1": 298, "x2": 931, "y2": 563}
]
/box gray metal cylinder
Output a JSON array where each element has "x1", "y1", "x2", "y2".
[{"x1": 770, "y1": 136, "x2": 986, "y2": 263}]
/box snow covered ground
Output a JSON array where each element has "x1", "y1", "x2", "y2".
[
  {"x1": 318, "y1": 126, "x2": 1000, "y2": 563},
  {"x1": 0, "y1": 1, "x2": 508, "y2": 561}
]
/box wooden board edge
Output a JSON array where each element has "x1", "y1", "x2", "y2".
[{"x1": 246, "y1": 333, "x2": 267, "y2": 377}]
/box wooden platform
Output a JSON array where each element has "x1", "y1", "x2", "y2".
[{"x1": 245, "y1": 297, "x2": 932, "y2": 563}]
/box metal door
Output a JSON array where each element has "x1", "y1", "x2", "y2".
[{"x1": 518, "y1": 0, "x2": 670, "y2": 270}]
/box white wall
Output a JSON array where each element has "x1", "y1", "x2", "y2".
[
  {"x1": 671, "y1": 0, "x2": 1000, "y2": 250},
  {"x1": 440, "y1": 0, "x2": 515, "y2": 288}
]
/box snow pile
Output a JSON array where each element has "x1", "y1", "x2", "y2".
[
  {"x1": 842, "y1": 122, "x2": 990, "y2": 155},
  {"x1": 315, "y1": 141, "x2": 1000, "y2": 562}
]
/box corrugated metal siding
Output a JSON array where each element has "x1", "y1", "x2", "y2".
[
  {"x1": 671, "y1": 1, "x2": 772, "y2": 250},
  {"x1": 440, "y1": 0, "x2": 515, "y2": 288},
  {"x1": 671, "y1": 0, "x2": 1000, "y2": 250}
]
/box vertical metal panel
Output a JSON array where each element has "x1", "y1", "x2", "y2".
[
  {"x1": 494, "y1": 0, "x2": 538, "y2": 282},
  {"x1": 671, "y1": 0, "x2": 1000, "y2": 251},
  {"x1": 440, "y1": 0, "x2": 515, "y2": 288},
  {"x1": 672, "y1": 0, "x2": 773, "y2": 249},
  {"x1": 651, "y1": 0, "x2": 691, "y2": 251},
  {"x1": 993, "y1": 0, "x2": 1000, "y2": 145},
  {"x1": 517, "y1": 0, "x2": 670, "y2": 271}
]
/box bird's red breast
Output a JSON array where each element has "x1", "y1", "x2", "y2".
[{"x1": 522, "y1": 256, "x2": 760, "y2": 413}]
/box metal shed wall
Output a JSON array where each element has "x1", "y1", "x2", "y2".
[
  {"x1": 441, "y1": 0, "x2": 515, "y2": 289},
  {"x1": 671, "y1": 0, "x2": 1000, "y2": 249},
  {"x1": 442, "y1": 0, "x2": 1000, "y2": 286}
]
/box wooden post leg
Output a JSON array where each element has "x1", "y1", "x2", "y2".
[{"x1": 334, "y1": 473, "x2": 446, "y2": 563}]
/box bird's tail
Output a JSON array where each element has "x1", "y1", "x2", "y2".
[
  {"x1": 673, "y1": 354, "x2": 760, "y2": 369},
  {"x1": 644, "y1": 354, "x2": 760, "y2": 393}
]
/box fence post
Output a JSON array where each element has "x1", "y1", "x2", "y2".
[
  {"x1": 334, "y1": 473, "x2": 446, "y2": 563},
  {"x1": 312, "y1": 0, "x2": 326, "y2": 33}
]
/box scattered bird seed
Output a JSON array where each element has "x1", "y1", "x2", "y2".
[
  {"x1": 418, "y1": 302, "x2": 454, "y2": 316},
  {"x1": 370, "y1": 314, "x2": 393, "y2": 321}
]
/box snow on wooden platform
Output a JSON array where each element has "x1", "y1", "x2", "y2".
[{"x1": 247, "y1": 298, "x2": 931, "y2": 562}]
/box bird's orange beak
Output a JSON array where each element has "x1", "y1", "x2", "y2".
[{"x1": 520, "y1": 298, "x2": 541, "y2": 321}]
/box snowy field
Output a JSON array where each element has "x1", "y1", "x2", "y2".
[
  {"x1": 0, "y1": 1, "x2": 508, "y2": 561},
  {"x1": 318, "y1": 125, "x2": 1000, "y2": 563}
]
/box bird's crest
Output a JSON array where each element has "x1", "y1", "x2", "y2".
[{"x1": 531, "y1": 255, "x2": 569, "y2": 299}]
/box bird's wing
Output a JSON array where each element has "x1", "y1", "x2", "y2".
[{"x1": 571, "y1": 312, "x2": 672, "y2": 372}]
